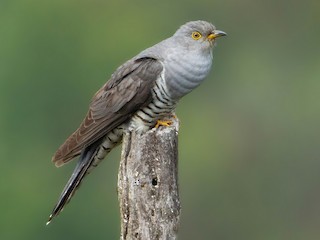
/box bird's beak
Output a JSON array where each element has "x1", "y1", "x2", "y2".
[{"x1": 207, "y1": 30, "x2": 227, "y2": 40}]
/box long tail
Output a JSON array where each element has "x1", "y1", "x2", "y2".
[{"x1": 46, "y1": 141, "x2": 101, "y2": 225}]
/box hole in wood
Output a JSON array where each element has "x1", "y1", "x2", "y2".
[{"x1": 152, "y1": 177, "x2": 158, "y2": 186}]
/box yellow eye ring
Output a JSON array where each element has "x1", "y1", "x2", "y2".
[{"x1": 191, "y1": 31, "x2": 202, "y2": 40}]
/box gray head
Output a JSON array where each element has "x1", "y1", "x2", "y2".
[{"x1": 173, "y1": 20, "x2": 226, "y2": 52}]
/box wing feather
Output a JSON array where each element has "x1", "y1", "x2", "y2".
[{"x1": 53, "y1": 57, "x2": 163, "y2": 166}]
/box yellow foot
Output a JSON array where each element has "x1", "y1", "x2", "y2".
[{"x1": 155, "y1": 119, "x2": 173, "y2": 128}]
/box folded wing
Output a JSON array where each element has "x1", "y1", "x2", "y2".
[{"x1": 52, "y1": 57, "x2": 163, "y2": 167}]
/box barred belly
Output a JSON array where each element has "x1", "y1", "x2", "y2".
[{"x1": 130, "y1": 76, "x2": 176, "y2": 132}]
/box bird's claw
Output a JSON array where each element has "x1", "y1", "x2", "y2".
[{"x1": 155, "y1": 119, "x2": 173, "y2": 128}]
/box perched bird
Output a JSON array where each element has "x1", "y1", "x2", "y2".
[{"x1": 47, "y1": 20, "x2": 226, "y2": 224}]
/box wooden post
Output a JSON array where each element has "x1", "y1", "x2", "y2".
[{"x1": 118, "y1": 118, "x2": 180, "y2": 240}]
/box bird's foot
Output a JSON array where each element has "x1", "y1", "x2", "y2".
[{"x1": 155, "y1": 119, "x2": 173, "y2": 128}]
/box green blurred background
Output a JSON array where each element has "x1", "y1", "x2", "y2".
[{"x1": 1, "y1": 0, "x2": 320, "y2": 239}]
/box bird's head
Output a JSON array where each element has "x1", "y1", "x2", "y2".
[{"x1": 173, "y1": 20, "x2": 226, "y2": 52}]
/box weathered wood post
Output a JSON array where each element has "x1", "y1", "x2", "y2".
[{"x1": 118, "y1": 117, "x2": 180, "y2": 240}]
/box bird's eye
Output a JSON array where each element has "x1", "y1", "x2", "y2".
[{"x1": 191, "y1": 31, "x2": 202, "y2": 40}]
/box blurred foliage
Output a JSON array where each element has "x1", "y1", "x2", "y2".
[{"x1": 1, "y1": 0, "x2": 320, "y2": 239}]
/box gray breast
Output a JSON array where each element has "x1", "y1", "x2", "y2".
[{"x1": 163, "y1": 49, "x2": 213, "y2": 100}]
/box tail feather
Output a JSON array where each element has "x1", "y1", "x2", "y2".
[{"x1": 46, "y1": 142, "x2": 100, "y2": 225}]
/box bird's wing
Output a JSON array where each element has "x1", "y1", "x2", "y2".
[{"x1": 52, "y1": 57, "x2": 163, "y2": 167}]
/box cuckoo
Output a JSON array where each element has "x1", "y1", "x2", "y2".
[{"x1": 47, "y1": 20, "x2": 226, "y2": 224}]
